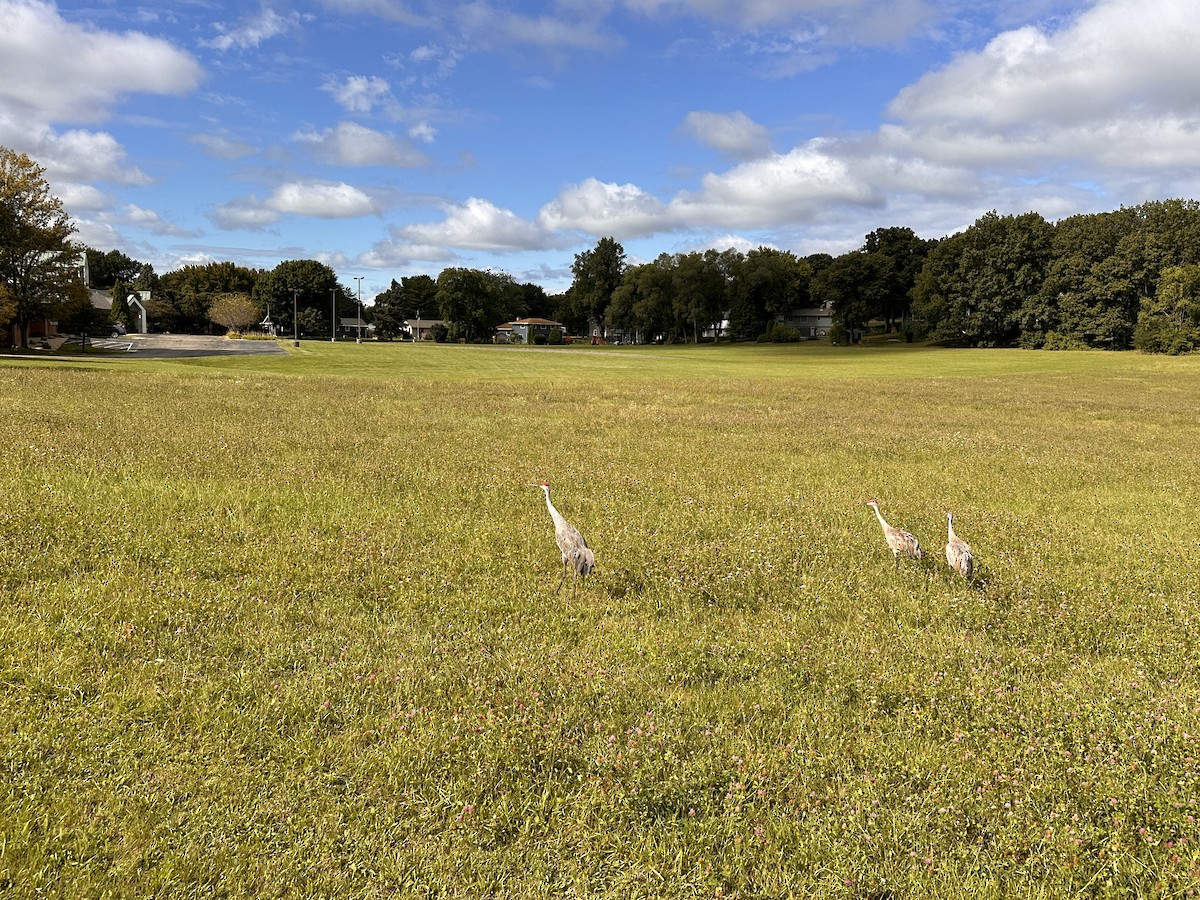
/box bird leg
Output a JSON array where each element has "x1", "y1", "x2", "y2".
[{"x1": 556, "y1": 563, "x2": 568, "y2": 595}]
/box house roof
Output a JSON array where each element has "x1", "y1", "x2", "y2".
[{"x1": 512, "y1": 317, "x2": 564, "y2": 327}]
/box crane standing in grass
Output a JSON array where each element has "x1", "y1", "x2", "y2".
[
  {"x1": 945, "y1": 512, "x2": 974, "y2": 579},
  {"x1": 865, "y1": 499, "x2": 923, "y2": 568},
  {"x1": 531, "y1": 481, "x2": 595, "y2": 594}
]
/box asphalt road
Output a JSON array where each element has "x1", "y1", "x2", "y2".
[{"x1": 119, "y1": 333, "x2": 288, "y2": 358}]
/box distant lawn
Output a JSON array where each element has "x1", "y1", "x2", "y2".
[{"x1": 2, "y1": 342, "x2": 1199, "y2": 897}]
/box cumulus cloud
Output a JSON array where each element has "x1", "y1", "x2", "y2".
[
  {"x1": 293, "y1": 122, "x2": 429, "y2": 167},
  {"x1": 539, "y1": 178, "x2": 673, "y2": 238},
  {"x1": 680, "y1": 111, "x2": 772, "y2": 161},
  {"x1": 211, "y1": 181, "x2": 382, "y2": 230},
  {"x1": 0, "y1": 0, "x2": 200, "y2": 205},
  {"x1": 0, "y1": 0, "x2": 202, "y2": 125},
  {"x1": 669, "y1": 141, "x2": 882, "y2": 228},
  {"x1": 268, "y1": 181, "x2": 382, "y2": 217},
  {"x1": 36, "y1": 129, "x2": 153, "y2": 187},
  {"x1": 888, "y1": 0, "x2": 1200, "y2": 171},
  {"x1": 401, "y1": 198, "x2": 559, "y2": 251}
]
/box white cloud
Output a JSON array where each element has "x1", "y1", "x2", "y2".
[
  {"x1": 680, "y1": 111, "x2": 772, "y2": 161},
  {"x1": 669, "y1": 141, "x2": 882, "y2": 229},
  {"x1": 210, "y1": 198, "x2": 283, "y2": 231},
  {"x1": 268, "y1": 181, "x2": 382, "y2": 218},
  {"x1": 118, "y1": 204, "x2": 199, "y2": 237},
  {"x1": 0, "y1": 0, "x2": 202, "y2": 125},
  {"x1": 402, "y1": 198, "x2": 558, "y2": 251},
  {"x1": 203, "y1": 7, "x2": 304, "y2": 51},
  {"x1": 38, "y1": 129, "x2": 153, "y2": 186},
  {"x1": 408, "y1": 123, "x2": 437, "y2": 143},
  {"x1": 888, "y1": 0, "x2": 1200, "y2": 172},
  {"x1": 293, "y1": 122, "x2": 429, "y2": 167},
  {"x1": 539, "y1": 178, "x2": 673, "y2": 237},
  {"x1": 210, "y1": 181, "x2": 381, "y2": 230},
  {"x1": 0, "y1": 0, "x2": 200, "y2": 206},
  {"x1": 358, "y1": 234, "x2": 459, "y2": 267},
  {"x1": 324, "y1": 75, "x2": 394, "y2": 113}
]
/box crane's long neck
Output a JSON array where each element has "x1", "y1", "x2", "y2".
[
  {"x1": 870, "y1": 504, "x2": 889, "y2": 531},
  {"x1": 541, "y1": 486, "x2": 565, "y2": 527},
  {"x1": 947, "y1": 513, "x2": 955, "y2": 540}
]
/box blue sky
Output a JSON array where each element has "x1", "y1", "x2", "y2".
[{"x1": 3, "y1": 0, "x2": 1199, "y2": 300}]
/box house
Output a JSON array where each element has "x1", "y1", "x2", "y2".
[
  {"x1": 338, "y1": 315, "x2": 372, "y2": 339},
  {"x1": 776, "y1": 303, "x2": 834, "y2": 338},
  {"x1": 505, "y1": 317, "x2": 565, "y2": 344},
  {"x1": 404, "y1": 318, "x2": 445, "y2": 341}
]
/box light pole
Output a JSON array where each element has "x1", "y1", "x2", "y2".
[
  {"x1": 353, "y1": 276, "x2": 364, "y2": 343},
  {"x1": 330, "y1": 288, "x2": 336, "y2": 342},
  {"x1": 292, "y1": 290, "x2": 299, "y2": 347}
]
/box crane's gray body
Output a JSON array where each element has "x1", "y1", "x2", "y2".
[
  {"x1": 866, "y1": 500, "x2": 922, "y2": 567},
  {"x1": 535, "y1": 482, "x2": 594, "y2": 593},
  {"x1": 946, "y1": 512, "x2": 974, "y2": 578}
]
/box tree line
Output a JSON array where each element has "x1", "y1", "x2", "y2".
[{"x1": 4, "y1": 143, "x2": 1200, "y2": 352}]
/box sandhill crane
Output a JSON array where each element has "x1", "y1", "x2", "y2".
[
  {"x1": 945, "y1": 512, "x2": 974, "y2": 578},
  {"x1": 865, "y1": 499, "x2": 922, "y2": 568},
  {"x1": 531, "y1": 481, "x2": 595, "y2": 594}
]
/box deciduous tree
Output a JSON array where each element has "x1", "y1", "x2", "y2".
[
  {"x1": 0, "y1": 146, "x2": 79, "y2": 347},
  {"x1": 208, "y1": 292, "x2": 262, "y2": 333},
  {"x1": 570, "y1": 237, "x2": 626, "y2": 338},
  {"x1": 436, "y1": 267, "x2": 508, "y2": 341},
  {"x1": 1135, "y1": 264, "x2": 1200, "y2": 354},
  {"x1": 251, "y1": 260, "x2": 343, "y2": 338}
]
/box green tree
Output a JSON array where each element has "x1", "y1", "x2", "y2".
[
  {"x1": 55, "y1": 277, "x2": 110, "y2": 349},
  {"x1": 811, "y1": 251, "x2": 890, "y2": 340},
  {"x1": 912, "y1": 211, "x2": 1052, "y2": 346},
  {"x1": 85, "y1": 248, "x2": 144, "y2": 289},
  {"x1": 1028, "y1": 209, "x2": 1141, "y2": 349},
  {"x1": 208, "y1": 292, "x2": 262, "y2": 334},
  {"x1": 861, "y1": 226, "x2": 933, "y2": 333},
  {"x1": 372, "y1": 274, "x2": 439, "y2": 340},
  {"x1": 1134, "y1": 264, "x2": 1200, "y2": 354},
  {"x1": 727, "y1": 247, "x2": 807, "y2": 340},
  {"x1": 569, "y1": 236, "x2": 626, "y2": 338},
  {"x1": 156, "y1": 261, "x2": 262, "y2": 333},
  {"x1": 436, "y1": 268, "x2": 508, "y2": 342},
  {"x1": 672, "y1": 250, "x2": 727, "y2": 343},
  {"x1": 0, "y1": 146, "x2": 79, "y2": 348},
  {"x1": 610, "y1": 254, "x2": 677, "y2": 343},
  {"x1": 251, "y1": 260, "x2": 343, "y2": 339}
]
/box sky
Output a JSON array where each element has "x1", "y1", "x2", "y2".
[{"x1": 3, "y1": 0, "x2": 1200, "y2": 300}]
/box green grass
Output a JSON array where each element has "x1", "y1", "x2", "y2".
[{"x1": 2, "y1": 341, "x2": 1199, "y2": 897}]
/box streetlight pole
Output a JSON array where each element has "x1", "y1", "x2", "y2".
[
  {"x1": 353, "y1": 276, "x2": 364, "y2": 343},
  {"x1": 292, "y1": 290, "x2": 299, "y2": 347},
  {"x1": 330, "y1": 288, "x2": 336, "y2": 342}
]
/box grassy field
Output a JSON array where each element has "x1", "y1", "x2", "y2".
[{"x1": 1, "y1": 340, "x2": 1199, "y2": 898}]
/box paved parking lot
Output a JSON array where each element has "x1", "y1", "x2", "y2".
[{"x1": 121, "y1": 333, "x2": 288, "y2": 357}]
